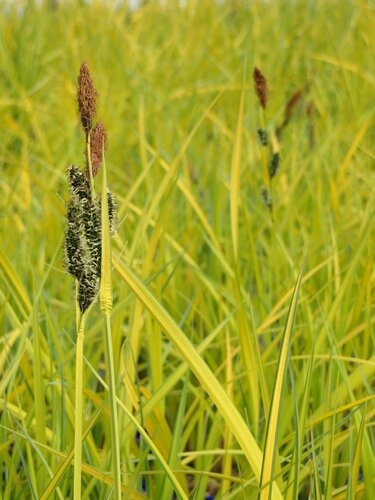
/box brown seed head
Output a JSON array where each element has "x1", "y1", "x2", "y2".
[
  {"x1": 253, "y1": 67, "x2": 268, "y2": 110},
  {"x1": 88, "y1": 121, "x2": 107, "y2": 177},
  {"x1": 285, "y1": 90, "x2": 303, "y2": 122},
  {"x1": 77, "y1": 62, "x2": 98, "y2": 133}
]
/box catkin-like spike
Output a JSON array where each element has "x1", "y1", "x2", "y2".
[
  {"x1": 257, "y1": 128, "x2": 268, "y2": 146},
  {"x1": 64, "y1": 165, "x2": 102, "y2": 312},
  {"x1": 253, "y1": 67, "x2": 268, "y2": 109},
  {"x1": 269, "y1": 152, "x2": 280, "y2": 178},
  {"x1": 88, "y1": 121, "x2": 107, "y2": 178},
  {"x1": 77, "y1": 62, "x2": 98, "y2": 134},
  {"x1": 107, "y1": 190, "x2": 117, "y2": 236}
]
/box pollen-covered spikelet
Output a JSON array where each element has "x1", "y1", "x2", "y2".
[
  {"x1": 77, "y1": 62, "x2": 98, "y2": 134},
  {"x1": 107, "y1": 190, "x2": 117, "y2": 236}
]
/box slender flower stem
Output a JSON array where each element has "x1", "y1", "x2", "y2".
[
  {"x1": 103, "y1": 313, "x2": 122, "y2": 498},
  {"x1": 86, "y1": 132, "x2": 95, "y2": 199},
  {"x1": 75, "y1": 280, "x2": 81, "y2": 334},
  {"x1": 73, "y1": 312, "x2": 86, "y2": 499},
  {"x1": 100, "y1": 145, "x2": 121, "y2": 498}
]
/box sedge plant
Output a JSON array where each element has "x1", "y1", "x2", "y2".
[
  {"x1": 64, "y1": 62, "x2": 120, "y2": 499},
  {"x1": 1, "y1": 2, "x2": 374, "y2": 498}
]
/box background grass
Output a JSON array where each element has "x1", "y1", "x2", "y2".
[{"x1": 0, "y1": 0, "x2": 374, "y2": 498}]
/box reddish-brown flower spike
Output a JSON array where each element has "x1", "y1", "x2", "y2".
[
  {"x1": 88, "y1": 121, "x2": 107, "y2": 177},
  {"x1": 77, "y1": 62, "x2": 98, "y2": 133},
  {"x1": 253, "y1": 67, "x2": 268, "y2": 109},
  {"x1": 285, "y1": 90, "x2": 302, "y2": 122}
]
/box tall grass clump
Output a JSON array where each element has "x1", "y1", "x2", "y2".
[{"x1": 0, "y1": 1, "x2": 374, "y2": 498}]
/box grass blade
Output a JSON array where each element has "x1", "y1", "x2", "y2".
[{"x1": 260, "y1": 266, "x2": 303, "y2": 499}]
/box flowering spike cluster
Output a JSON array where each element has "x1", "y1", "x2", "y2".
[
  {"x1": 253, "y1": 67, "x2": 268, "y2": 110},
  {"x1": 77, "y1": 62, "x2": 98, "y2": 134},
  {"x1": 64, "y1": 166, "x2": 117, "y2": 312},
  {"x1": 65, "y1": 64, "x2": 117, "y2": 312}
]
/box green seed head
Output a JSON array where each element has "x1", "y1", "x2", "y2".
[
  {"x1": 257, "y1": 128, "x2": 268, "y2": 146},
  {"x1": 269, "y1": 152, "x2": 280, "y2": 179}
]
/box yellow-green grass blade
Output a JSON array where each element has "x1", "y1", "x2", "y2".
[
  {"x1": 311, "y1": 426, "x2": 322, "y2": 500},
  {"x1": 230, "y1": 79, "x2": 245, "y2": 262},
  {"x1": 73, "y1": 314, "x2": 86, "y2": 500},
  {"x1": 159, "y1": 373, "x2": 189, "y2": 500},
  {"x1": 260, "y1": 266, "x2": 303, "y2": 500},
  {"x1": 323, "y1": 366, "x2": 338, "y2": 500},
  {"x1": 232, "y1": 268, "x2": 260, "y2": 432},
  {"x1": 221, "y1": 330, "x2": 234, "y2": 497},
  {"x1": 31, "y1": 284, "x2": 46, "y2": 489},
  {"x1": 285, "y1": 341, "x2": 315, "y2": 499},
  {"x1": 114, "y1": 258, "x2": 283, "y2": 498},
  {"x1": 347, "y1": 404, "x2": 366, "y2": 500}
]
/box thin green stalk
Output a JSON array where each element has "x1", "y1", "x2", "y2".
[
  {"x1": 103, "y1": 313, "x2": 122, "y2": 499},
  {"x1": 86, "y1": 132, "x2": 95, "y2": 199},
  {"x1": 100, "y1": 145, "x2": 121, "y2": 499},
  {"x1": 73, "y1": 312, "x2": 86, "y2": 499},
  {"x1": 75, "y1": 281, "x2": 81, "y2": 334}
]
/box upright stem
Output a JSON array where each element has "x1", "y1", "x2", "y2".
[
  {"x1": 73, "y1": 312, "x2": 86, "y2": 499},
  {"x1": 103, "y1": 313, "x2": 122, "y2": 498},
  {"x1": 75, "y1": 280, "x2": 81, "y2": 333},
  {"x1": 100, "y1": 144, "x2": 121, "y2": 498},
  {"x1": 86, "y1": 131, "x2": 95, "y2": 199}
]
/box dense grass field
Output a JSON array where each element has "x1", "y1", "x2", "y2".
[{"x1": 0, "y1": 0, "x2": 374, "y2": 498}]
